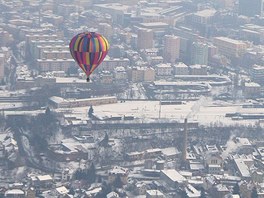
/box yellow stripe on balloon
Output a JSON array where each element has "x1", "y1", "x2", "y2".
[
  {"x1": 86, "y1": 52, "x2": 90, "y2": 65},
  {"x1": 95, "y1": 38, "x2": 99, "y2": 52},
  {"x1": 79, "y1": 38, "x2": 84, "y2": 52},
  {"x1": 80, "y1": 64, "x2": 85, "y2": 72},
  {"x1": 98, "y1": 52, "x2": 103, "y2": 61},
  {"x1": 89, "y1": 40, "x2": 93, "y2": 53},
  {"x1": 74, "y1": 36, "x2": 82, "y2": 51},
  {"x1": 101, "y1": 36, "x2": 109, "y2": 51}
]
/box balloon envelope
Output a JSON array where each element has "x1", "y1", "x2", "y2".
[{"x1": 69, "y1": 32, "x2": 109, "y2": 77}]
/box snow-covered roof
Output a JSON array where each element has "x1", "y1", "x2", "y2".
[
  {"x1": 215, "y1": 184, "x2": 229, "y2": 192},
  {"x1": 107, "y1": 191, "x2": 119, "y2": 198},
  {"x1": 109, "y1": 166, "x2": 128, "y2": 175},
  {"x1": 236, "y1": 138, "x2": 252, "y2": 146},
  {"x1": 189, "y1": 64, "x2": 207, "y2": 69},
  {"x1": 245, "y1": 82, "x2": 261, "y2": 87},
  {"x1": 208, "y1": 164, "x2": 221, "y2": 168},
  {"x1": 190, "y1": 163, "x2": 205, "y2": 171},
  {"x1": 146, "y1": 190, "x2": 164, "y2": 196},
  {"x1": 86, "y1": 187, "x2": 102, "y2": 196},
  {"x1": 185, "y1": 184, "x2": 200, "y2": 197},
  {"x1": 161, "y1": 169, "x2": 186, "y2": 183},
  {"x1": 174, "y1": 62, "x2": 188, "y2": 68},
  {"x1": 145, "y1": 148, "x2": 161, "y2": 153},
  {"x1": 234, "y1": 159, "x2": 251, "y2": 178},
  {"x1": 56, "y1": 186, "x2": 69, "y2": 195},
  {"x1": 161, "y1": 147, "x2": 180, "y2": 156},
  {"x1": 3, "y1": 137, "x2": 17, "y2": 147},
  {"x1": 49, "y1": 96, "x2": 65, "y2": 104},
  {"x1": 194, "y1": 9, "x2": 216, "y2": 17},
  {"x1": 60, "y1": 138, "x2": 96, "y2": 153},
  {"x1": 214, "y1": 37, "x2": 246, "y2": 45},
  {"x1": 37, "y1": 175, "x2": 53, "y2": 181},
  {"x1": 5, "y1": 189, "x2": 24, "y2": 195}
]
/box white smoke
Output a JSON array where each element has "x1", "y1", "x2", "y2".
[
  {"x1": 221, "y1": 132, "x2": 242, "y2": 159},
  {"x1": 186, "y1": 96, "x2": 209, "y2": 119}
]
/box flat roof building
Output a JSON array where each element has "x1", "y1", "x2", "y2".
[
  {"x1": 213, "y1": 37, "x2": 247, "y2": 58},
  {"x1": 49, "y1": 96, "x2": 118, "y2": 109},
  {"x1": 160, "y1": 169, "x2": 186, "y2": 188}
]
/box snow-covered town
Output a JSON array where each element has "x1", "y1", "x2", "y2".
[{"x1": 0, "y1": 0, "x2": 264, "y2": 197}]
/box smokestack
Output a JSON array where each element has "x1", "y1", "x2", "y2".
[{"x1": 182, "y1": 118, "x2": 188, "y2": 162}]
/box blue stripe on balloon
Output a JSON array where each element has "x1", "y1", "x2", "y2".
[
  {"x1": 90, "y1": 52, "x2": 94, "y2": 66},
  {"x1": 83, "y1": 36, "x2": 88, "y2": 52}
]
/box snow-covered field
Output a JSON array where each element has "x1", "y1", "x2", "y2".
[{"x1": 69, "y1": 99, "x2": 262, "y2": 127}]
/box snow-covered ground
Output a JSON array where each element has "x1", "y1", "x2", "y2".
[
  {"x1": 67, "y1": 99, "x2": 263, "y2": 127},
  {"x1": 0, "y1": 103, "x2": 24, "y2": 110}
]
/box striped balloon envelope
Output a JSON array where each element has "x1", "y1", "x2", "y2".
[{"x1": 69, "y1": 32, "x2": 109, "y2": 82}]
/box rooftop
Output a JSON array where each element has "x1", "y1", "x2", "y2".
[
  {"x1": 234, "y1": 159, "x2": 251, "y2": 178},
  {"x1": 109, "y1": 166, "x2": 128, "y2": 175},
  {"x1": 56, "y1": 186, "x2": 69, "y2": 195},
  {"x1": 156, "y1": 63, "x2": 172, "y2": 68},
  {"x1": 174, "y1": 62, "x2": 188, "y2": 68},
  {"x1": 139, "y1": 22, "x2": 169, "y2": 28},
  {"x1": 161, "y1": 169, "x2": 186, "y2": 183},
  {"x1": 37, "y1": 175, "x2": 53, "y2": 181},
  {"x1": 146, "y1": 190, "x2": 164, "y2": 196},
  {"x1": 5, "y1": 189, "x2": 24, "y2": 195},
  {"x1": 214, "y1": 37, "x2": 246, "y2": 45},
  {"x1": 195, "y1": 9, "x2": 216, "y2": 17},
  {"x1": 244, "y1": 82, "x2": 261, "y2": 87},
  {"x1": 94, "y1": 3, "x2": 129, "y2": 12}
]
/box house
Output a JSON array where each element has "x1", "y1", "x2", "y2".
[
  {"x1": 55, "y1": 186, "x2": 69, "y2": 198},
  {"x1": 155, "y1": 63, "x2": 173, "y2": 76},
  {"x1": 173, "y1": 62, "x2": 189, "y2": 75},
  {"x1": 144, "y1": 148, "x2": 162, "y2": 159},
  {"x1": 31, "y1": 175, "x2": 53, "y2": 188},
  {"x1": 251, "y1": 169, "x2": 264, "y2": 183},
  {"x1": 146, "y1": 190, "x2": 165, "y2": 198},
  {"x1": 208, "y1": 164, "x2": 223, "y2": 175},
  {"x1": 210, "y1": 184, "x2": 230, "y2": 198},
  {"x1": 233, "y1": 158, "x2": 252, "y2": 180},
  {"x1": 134, "y1": 181, "x2": 148, "y2": 195},
  {"x1": 161, "y1": 147, "x2": 181, "y2": 160},
  {"x1": 114, "y1": 67, "x2": 127, "y2": 81},
  {"x1": 125, "y1": 151, "x2": 144, "y2": 161},
  {"x1": 108, "y1": 166, "x2": 129, "y2": 184},
  {"x1": 26, "y1": 187, "x2": 36, "y2": 198},
  {"x1": 185, "y1": 184, "x2": 201, "y2": 198},
  {"x1": 204, "y1": 152, "x2": 224, "y2": 174},
  {"x1": 235, "y1": 138, "x2": 254, "y2": 155},
  {"x1": 85, "y1": 187, "x2": 102, "y2": 197},
  {"x1": 239, "y1": 181, "x2": 255, "y2": 198},
  {"x1": 5, "y1": 189, "x2": 25, "y2": 198},
  {"x1": 61, "y1": 168, "x2": 72, "y2": 182},
  {"x1": 100, "y1": 71, "x2": 114, "y2": 84},
  {"x1": 160, "y1": 169, "x2": 186, "y2": 189},
  {"x1": 203, "y1": 176, "x2": 218, "y2": 190}
]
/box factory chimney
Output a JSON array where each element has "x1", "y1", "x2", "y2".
[{"x1": 182, "y1": 118, "x2": 188, "y2": 162}]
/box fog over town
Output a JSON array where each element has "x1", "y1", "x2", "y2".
[{"x1": 0, "y1": 0, "x2": 264, "y2": 197}]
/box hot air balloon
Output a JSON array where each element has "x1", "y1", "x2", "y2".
[{"x1": 69, "y1": 32, "x2": 109, "y2": 82}]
